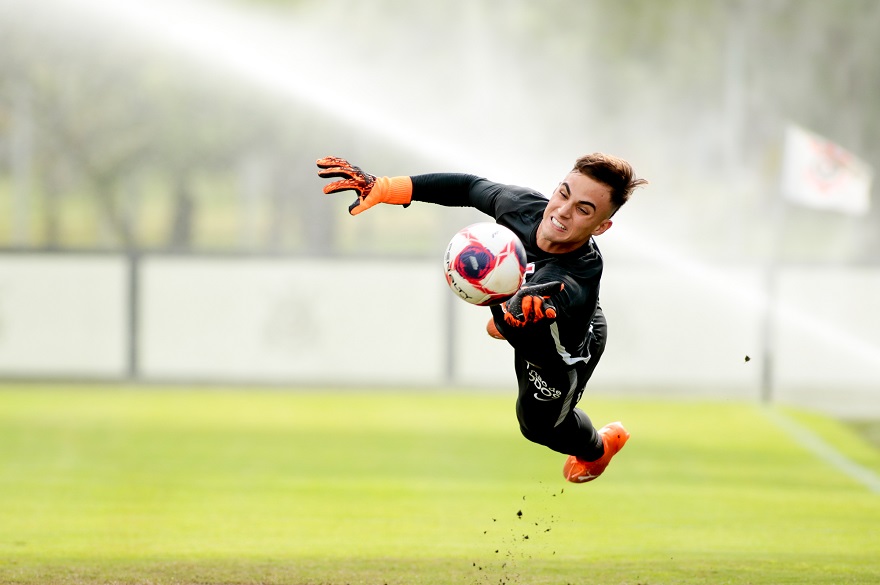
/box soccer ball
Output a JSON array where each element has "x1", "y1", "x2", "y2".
[{"x1": 443, "y1": 222, "x2": 527, "y2": 306}]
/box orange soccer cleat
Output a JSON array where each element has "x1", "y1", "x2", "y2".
[
  {"x1": 486, "y1": 317, "x2": 506, "y2": 340},
  {"x1": 563, "y1": 422, "x2": 630, "y2": 483}
]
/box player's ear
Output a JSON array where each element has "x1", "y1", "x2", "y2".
[{"x1": 592, "y1": 219, "x2": 612, "y2": 236}]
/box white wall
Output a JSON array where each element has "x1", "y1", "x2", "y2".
[
  {"x1": 0, "y1": 255, "x2": 128, "y2": 377},
  {"x1": 138, "y1": 257, "x2": 448, "y2": 384},
  {"x1": 0, "y1": 253, "x2": 878, "y2": 416}
]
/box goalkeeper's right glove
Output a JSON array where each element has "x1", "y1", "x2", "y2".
[
  {"x1": 500, "y1": 281, "x2": 564, "y2": 328},
  {"x1": 316, "y1": 156, "x2": 413, "y2": 216}
]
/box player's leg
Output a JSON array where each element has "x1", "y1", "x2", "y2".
[
  {"x1": 559, "y1": 305, "x2": 630, "y2": 482},
  {"x1": 513, "y1": 357, "x2": 604, "y2": 460},
  {"x1": 512, "y1": 307, "x2": 629, "y2": 481},
  {"x1": 563, "y1": 307, "x2": 629, "y2": 483},
  {"x1": 562, "y1": 421, "x2": 630, "y2": 483},
  {"x1": 513, "y1": 306, "x2": 609, "y2": 456}
]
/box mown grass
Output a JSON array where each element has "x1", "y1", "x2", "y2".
[{"x1": 0, "y1": 386, "x2": 878, "y2": 584}]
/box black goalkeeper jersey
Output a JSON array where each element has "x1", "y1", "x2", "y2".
[{"x1": 412, "y1": 173, "x2": 603, "y2": 369}]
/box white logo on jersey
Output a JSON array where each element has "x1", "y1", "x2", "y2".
[{"x1": 528, "y1": 368, "x2": 561, "y2": 401}]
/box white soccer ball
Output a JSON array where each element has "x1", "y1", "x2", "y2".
[{"x1": 443, "y1": 222, "x2": 527, "y2": 306}]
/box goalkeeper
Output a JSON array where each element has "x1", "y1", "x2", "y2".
[{"x1": 316, "y1": 154, "x2": 646, "y2": 483}]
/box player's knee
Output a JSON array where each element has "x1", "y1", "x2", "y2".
[{"x1": 518, "y1": 419, "x2": 555, "y2": 448}]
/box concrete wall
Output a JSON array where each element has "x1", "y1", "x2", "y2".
[
  {"x1": 0, "y1": 253, "x2": 877, "y2": 417},
  {"x1": 138, "y1": 257, "x2": 447, "y2": 385},
  {"x1": 0, "y1": 254, "x2": 128, "y2": 377}
]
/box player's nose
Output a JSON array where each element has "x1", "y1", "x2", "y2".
[{"x1": 556, "y1": 200, "x2": 573, "y2": 218}]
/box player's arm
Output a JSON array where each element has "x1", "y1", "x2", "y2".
[
  {"x1": 498, "y1": 265, "x2": 584, "y2": 328},
  {"x1": 497, "y1": 281, "x2": 564, "y2": 328},
  {"x1": 317, "y1": 157, "x2": 504, "y2": 216},
  {"x1": 489, "y1": 272, "x2": 586, "y2": 367},
  {"x1": 316, "y1": 156, "x2": 413, "y2": 216},
  {"x1": 410, "y1": 173, "x2": 488, "y2": 207}
]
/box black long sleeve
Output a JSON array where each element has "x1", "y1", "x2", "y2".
[{"x1": 410, "y1": 173, "x2": 483, "y2": 207}]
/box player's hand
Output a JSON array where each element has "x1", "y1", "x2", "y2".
[
  {"x1": 501, "y1": 281, "x2": 564, "y2": 328},
  {"x1": 316, "y1": 156, "x2": 412, "y2": 216},
  {"x1": 316, "y1": 156, "x2": 376, "y2": 214}
]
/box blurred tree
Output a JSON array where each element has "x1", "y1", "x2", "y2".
[{"x1": 1, "y1": 0, "x2": 878, "y2": 261}]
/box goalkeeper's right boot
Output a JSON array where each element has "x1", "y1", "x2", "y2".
[{"x1": 563, "y1": 422, "x2": 630, "y2": 483}]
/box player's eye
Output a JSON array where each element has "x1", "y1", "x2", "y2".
[{"x1": 577, "y1": 206, "x2": 589, "y2": 215}]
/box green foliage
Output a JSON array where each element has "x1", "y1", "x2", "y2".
[
  {"x1": 0, "y1": 386, "x2": 878, "y2": 584},
  {"x1": 3, "y1": 0, "x2": 880, "y2": 259}
]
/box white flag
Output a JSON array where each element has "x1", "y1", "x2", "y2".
[{"x1": 781, "y1": 124, "x2": 873, "y2": 216}]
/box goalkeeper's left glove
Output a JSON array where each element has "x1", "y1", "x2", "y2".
[
  {"x1": 316, "y1": 156, "x2": 412, "y2": 216},
  {"x1": 500, "y1": 281, "x2": 564, "y2": 328}
]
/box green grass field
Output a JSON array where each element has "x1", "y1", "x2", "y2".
[{"x1": 1, "y1": 386, "x2": 879, "y2": 585}]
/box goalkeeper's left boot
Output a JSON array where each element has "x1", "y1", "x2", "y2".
[
  {"x1": 486, "y1": 317, "x2": 506, "y2": 340},
  {"x1": 563, "y1": 422, "x2": 630, "y2": 483}
]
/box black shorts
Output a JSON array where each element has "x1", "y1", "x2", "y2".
[{"x1": 512, "y1": 307, "x2": 607, "y2": 459}]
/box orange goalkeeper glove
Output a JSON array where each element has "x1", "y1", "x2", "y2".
[
  {"x1": 316, "y1": 156, "x2": 412, "y2": 216},
  {"x1": 501, "y1": 281, "x2": 564, "y2": 328}
]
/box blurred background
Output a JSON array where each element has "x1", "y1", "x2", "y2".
[{"x1": 0, "y1": 0, "x2": 878, "y2": 416}]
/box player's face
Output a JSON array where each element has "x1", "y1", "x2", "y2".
[{"x1": 537, "y1": 171, "x2": 614, "y2": 254}]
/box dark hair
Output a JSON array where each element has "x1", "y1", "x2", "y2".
[{"x1": 573, "y1": 153, "x2": 648, "y2": 214}]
